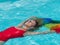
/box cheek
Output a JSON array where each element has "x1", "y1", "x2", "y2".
[
  {"x1": 29, "y1": 23, "x2": 35, "y2": 27},
  {"x1": 28, "y1": 23, "x2": 32, "y2": 26},
  {"x1": 32, "y1": 22, "x2": 36, "y2": 26},
  {"x1": 32, "y1": 24, "x2": 35, "y2": 26},
  {"x1": 25, "y1": 22, "x2": 32, "y2": 26},
  {"x1": 27, "y1": 23, "x2": 33, "y2": 27}
]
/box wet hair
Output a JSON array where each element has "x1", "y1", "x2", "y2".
[
  {"x1": 33, "y1": 20, "x2": 43, "y2": 29},
  {"x1": 33, "y1": 20, "x2": 39, "y2": 27}
]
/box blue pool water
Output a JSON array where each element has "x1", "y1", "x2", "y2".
[{"x1": 0, "y1": 0, "x2": 60, "y2": 45}]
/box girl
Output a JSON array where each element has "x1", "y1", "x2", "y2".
[{"x1": 0, "y1": 16, "x2": 60, "y2": 45}]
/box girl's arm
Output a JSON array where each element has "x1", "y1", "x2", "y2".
[{"x1": 24, "y1": 31, "x2": 55, "y2": 36}]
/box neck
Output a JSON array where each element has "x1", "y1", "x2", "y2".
[
  {"x1": 22, "y1": 26, "x2": 30, "y2": 31},
  {"x1": 16, "y1": 25, "x2": 30, "y2": 31}
]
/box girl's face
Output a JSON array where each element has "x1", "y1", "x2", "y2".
[{"x1": 25, "y1": 20, "x2": 36, "y2": 27}]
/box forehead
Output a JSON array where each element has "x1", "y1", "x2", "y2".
[{"x1": 29, "y1": 20, "x2": 36, "y2": 22}]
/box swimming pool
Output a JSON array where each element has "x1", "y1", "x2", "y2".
[{"x1": 0, "y1": 0, "x2": 60, "y2": 45}]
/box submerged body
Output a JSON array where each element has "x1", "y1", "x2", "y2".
[
  {"x1": 0, "y1": 16, "x2": 60, "y2": 45},
  {"x1": 0, "y1": 27, "x2": 26, "y2": 42}
]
